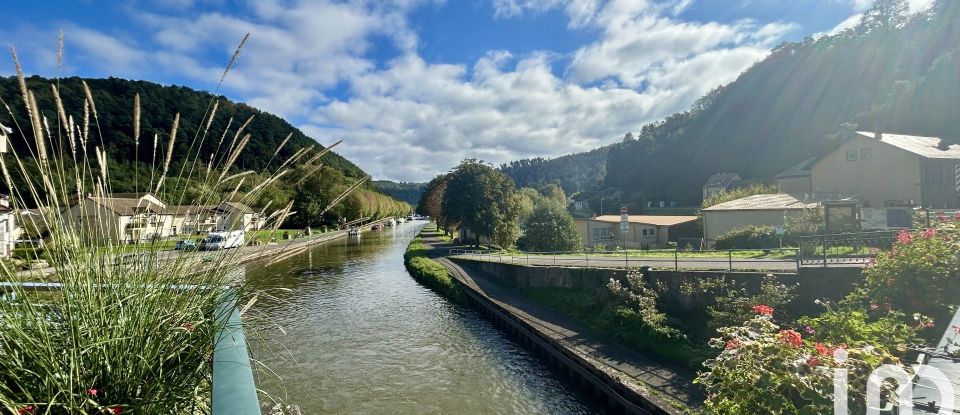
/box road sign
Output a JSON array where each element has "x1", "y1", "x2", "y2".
[{"x1": 775, "y1": 225, "x2": 785, "y2": 235}]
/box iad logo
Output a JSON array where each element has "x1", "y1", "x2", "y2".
[{"x1": 832, "y1": 349, "x2": 956, "y2": 415}]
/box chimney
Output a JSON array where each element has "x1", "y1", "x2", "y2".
[{"x1": 937, "y1": 138, "x2": 951, "y2": 151}]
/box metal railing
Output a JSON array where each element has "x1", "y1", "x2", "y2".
[
  {"x1": 449, "y1": 247, "x2": 800, "y2": 271},
  {"x1": 798, "y1": 230, "x2": 898, "y2": 266}
]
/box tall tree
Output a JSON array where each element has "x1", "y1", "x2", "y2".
[
  {"x1": 522, "y1": 201, "x2": 582, "y2": 252},
  {"x1": 442, "y1": 160, "x2": 521, "y2": 247},
  {"x1": 416, "y1": 174, "x2": 450, "y2": 230}
]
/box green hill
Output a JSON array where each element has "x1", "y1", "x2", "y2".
[
  {"x1": 0, "y1": 75, "x2": 411, "y2": 223},
  {"x1": 373, "y1": 181, "x2": 427, "y2": 206}
]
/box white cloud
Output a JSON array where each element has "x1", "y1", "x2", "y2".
[{"x1": 1, "y1": 0, "x2": 800, "y2": 183}]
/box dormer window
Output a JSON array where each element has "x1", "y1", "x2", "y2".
[{"x1": 846, "y1": 150, "x2": 858, "y2": 161}]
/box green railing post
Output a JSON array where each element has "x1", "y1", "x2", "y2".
[{"x1": 212, "y1": 289, "x2": 259, "y2": 415}]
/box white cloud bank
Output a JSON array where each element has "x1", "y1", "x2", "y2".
[{"x1": 3, "y1": 0, "x2": 806, "y2": 182}]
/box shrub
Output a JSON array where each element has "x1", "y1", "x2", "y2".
[
  {"x1": 861, "y1": 227, "x2": 960, "y2": 327},
  {"x1": 697, "y1": 312, "x2": 904, "y2": 415},
  {"x1": 797, "y1": 303, "x2": 920, "y2": 356},
  {"x1": 680, "y1": 274, "x2": 796, "y2": 340},
  {"x1": 713, "y1": 225, "x2": 778, "y2": 249},
  {"x1": 522, "y1": 201, "x2": 582, "y2": 252}
]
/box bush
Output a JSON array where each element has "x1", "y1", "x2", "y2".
[
  {"x1": 680, "y1": 274, "x2": 796, "y2": 341},
  {"x1": 697, "y1": 313, "x2": 902, "y2": 415},
  {"x1": 713, "y1": 225, "x2": 778, "y2": 249},
  {"x1": 797, "y1": 303, "x2": 920, "y2": 356},
  {"x1": 522, "y1": 202, "x2": 582, "y2": 252},
  {"x1": 861, "y1": 227, "x2": 960, "y2": 327}
]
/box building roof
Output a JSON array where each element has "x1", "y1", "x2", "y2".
[
  {"x1": 215, "y1": 202, "x2": 254, "y2": 214},
  {"x1": 164, "y1": 205, "x2": 217, "y2": 215},
  {"x1": 702, "y1": 193, "x2": 818, "y2": 212},
  {"x1": 592, "y1": 215, "x2": 698, "y2": 226},
  {"x1": 775, "y1": 158, "x2": 816, "y2": 179},
  {"x1": 87, "y1": 197, "x2": 166, "y2": 216},
  {"x1": 856, "y1": 131, "x2": 960, "y2": 159},
  {"x1": 703, "y1": 172, "x2": 741, "y2": 188}
]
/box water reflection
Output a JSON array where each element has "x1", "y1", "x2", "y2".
[{"x1": 245, "y1": 221, "x2": 602, "y2": 414}]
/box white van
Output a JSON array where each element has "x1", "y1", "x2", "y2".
[{"x1": 200, "y1": 230, "x2": 245, "y2": 251}]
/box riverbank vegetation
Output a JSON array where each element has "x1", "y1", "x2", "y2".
[{"x1": 404, "y1": 235, "x2": 462, "y2": 301}]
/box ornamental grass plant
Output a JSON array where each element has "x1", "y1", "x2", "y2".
[{"x1": 0, "y1": 33, "x2": 358, "y2": 414}]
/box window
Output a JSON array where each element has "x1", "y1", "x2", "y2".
[
  {"x1": 846, "y1": 150, "x2": 858, "y2": 161},
  {"x1": 641, "y1": 228, "x2": 657, "y2": 237},
  {"x1": 860, "y1": 148, "x2": 872, "y2": 160},
  {"x1": 592, "y1": 228, "x2": 611, "y2": 241}
]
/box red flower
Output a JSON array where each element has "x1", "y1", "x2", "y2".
[
  {"x1": 896, "y1": 230, "x2": 913, "y2": 244},
  {"x1": 869, "y1": 303, "x2": 879, "y2": 310},
  {"x1": 725, "y1": 340, "x2": 741, "y2": 350},
  {"x1": 937, "y1": 214, "x2": 949, "y2": 222},
  {"x1": 752, "y1": 304, "x2": 774, "y2": 316},
  {"x1": 109, "y1": 406, "x2": 124, "y2": 414},
  {"x1": 866, "y1": 257, "x2": 876, "y2": 267},
  {"x1": 778, "y1": 330, "x2": 803, "y2": 348},
  {"x1": 920, "y1": 228, "x2": 937, "y2": 240},
  {"x1": 815, "y1": 342, "x2": 835, "y2": 356},
  {"x1": 87, "y1": 387, "x2": 98, "y2": 396},
  {"x1": 807, "y1": 356, "x2": 821, "y2": 367},
  {"x1": 955, "y1": 212, "x2": 960, "y2": 221},
  {"x1": 17, "y1": 406, "x2": 34, "y2": 415}
]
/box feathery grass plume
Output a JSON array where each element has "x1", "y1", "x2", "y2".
[
  {"x1": 50, "y1": 84, "x2": 68, "y2": 135},
  {"x1": 322, "y1": 176, "x2": 371, "y2": 216},
  {"x1": 216, "y1": 132, "x2": 250, "y2": 184},
  {"x1": 219, "y1": 32, "x2": 249, "y2": 86},
  {"x1": 57, "y1": 29, "x2": 63, "y2": 71},
  {"x1": 293, "y1": 163, "x2": 324, "y2": 187},
  {"x1": 133, "y1": 93, "x2": 141, "y2": 144},
  {"x1": 81, "y1": 80, "x2": 97, "y2": 118},
  {"x1": 154, "y1": 112, "x2": 179, "y2": 193},
  {"x1": 11, "y1": 47, "x2": 32, "y2": 121},
  {"x1": 0, "y1": 34, "x2": 373, "y2": 413},
  {"x1": 204, "y1": 100, "x2": 219, "y2": 137},
  {"x1": 271, "y1": 132, "x2": 292, "y2": 159},
  {"x1": 229, "y1": 115, "x2": 255, "y2": 154}
]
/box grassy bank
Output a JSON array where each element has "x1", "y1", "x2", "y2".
[
  {"x1": 404, "y1": 237, "x2": 463, "y2": 301},
  {"x1": 523, "y1": 286, "x2": 710, "y2": 369}
]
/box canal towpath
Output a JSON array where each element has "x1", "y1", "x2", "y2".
[{"x1": 416, "y1": 228, "x2": 704, "y2": 413}]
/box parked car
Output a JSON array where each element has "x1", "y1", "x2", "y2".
[
  {"x1": 199, "y1": 231, "x2": 245, "y2": 251},
  {"x1": 175, "y1": 240, "x2": 198, "y2": 251}
]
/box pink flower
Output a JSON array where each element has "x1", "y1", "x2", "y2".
[
  {"x1": 87, "y1": 388, "x2": 98, "y2": 397},
  {"x1": 17, "y1": 406, "x2": 35, "y2": 415},
  {"x1": 896, "y1": 230, "x2": 913, "y2": 244},
  {"x1": 753, "y1": 304, "x2": 774, "y2": 316},
  {"x1": 804, "y1": 325, "x2": 816, "y2": 335},
  {"x1": 778, "y1": 330, "x2": 803, "y2": 348},
  {"x1": 181, "y1": 322, "x2": 195, "y2": 332},
  {"x1": 869, "y1": 248, "x2": 880, "y2": 255},
  {"x1": 937, "y1": 214, "x2": 949, "y2": 222},
  {"x1": 870, "y1": 303, "x2": 879, "y2": 310},
  {"x1": 815, "y1": 342, "x2": 836, "y2": 356},
  {"x1": 921, "y1": 228, "x2": 937, "y2": 240},
  {"x1": 955, "y1": 212, "x2": 960, "y2": 221},
  {"x1": 866, "y1": 257, "x2": 876, "y2": 267},
  {"x1": 725, "y1": 340, "x2": 740, "y2": 350},
  {"x1": 109, "y1": 406, "x2": 124, "y2": 414},
  {"x1": 807, "y1": 356, "x2": 821, "y2": 367}
]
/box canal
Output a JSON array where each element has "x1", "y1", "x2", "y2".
[{"x1": 243, "y1": 221, "x2": 603, "y2": 414}]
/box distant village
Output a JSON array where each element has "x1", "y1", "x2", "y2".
[{"x1": 571, "y1": 131, "x2": 960, "y2": 250}]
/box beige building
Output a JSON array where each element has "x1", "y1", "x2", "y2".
[
  {"x1": 166, "y1": 202, "x2": 260, "y2": 235},
  {"x1": 67, "y1": 193, "x2": 173, "y2": 243},
  {"x1": 574, "y1": 215, "x2": 698, "y2": 249},
  {"x1": 702, "y1": 194, "x2": 818, "y2": 246},
  {"x1": 775, "y1": 158, "x2": 814, "y2": 195},
  {"x1": 810, "y1": 131, "x2": 960, "y2": 208}
]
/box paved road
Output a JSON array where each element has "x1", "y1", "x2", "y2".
[{"x1": 451, "y1": 252, "x2": 800, "y2": 272}]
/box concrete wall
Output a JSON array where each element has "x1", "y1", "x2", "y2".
[
  {"x1": 457, "y1": 259, "x2": 863, "y2": 317},
  {"x1": 811, "y1": 134, "x2": 922, "y2": 207}
]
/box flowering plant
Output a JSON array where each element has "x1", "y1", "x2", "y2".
[{"x1": 697, "y1": 311, "x2": 903, "y2": 414}]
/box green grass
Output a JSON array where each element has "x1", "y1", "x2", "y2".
[
  {"x1": 404, "y1": 237, "x2": 463, "y2": 301},
  {"x1": 522, "y1": 286, "x2": 710, "y2": 369},
  {"x1": 247, "y1": 228, "x2": 309, "y2": 244}
]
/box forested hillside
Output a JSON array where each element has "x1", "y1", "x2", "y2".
[
  {"x1": 373, "y1": 181, "x2": 427, "y2": 206},
  {"x1": 499, "y1": 146, "x2": 608, "y2": 196},
  {"x1": 0, "y1": 76, "x2": 411, "y2": 224},
  {"x1": 604, "y1": 0, "x2": 960, "y2": 206}
]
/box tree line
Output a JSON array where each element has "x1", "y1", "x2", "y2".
[{"x1": 417, "y1": 160, "x2": 581, "y2": 251}]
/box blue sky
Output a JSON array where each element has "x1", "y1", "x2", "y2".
[{"x1": 0, "y1": 0, "x2": 934, "y2": 182}]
